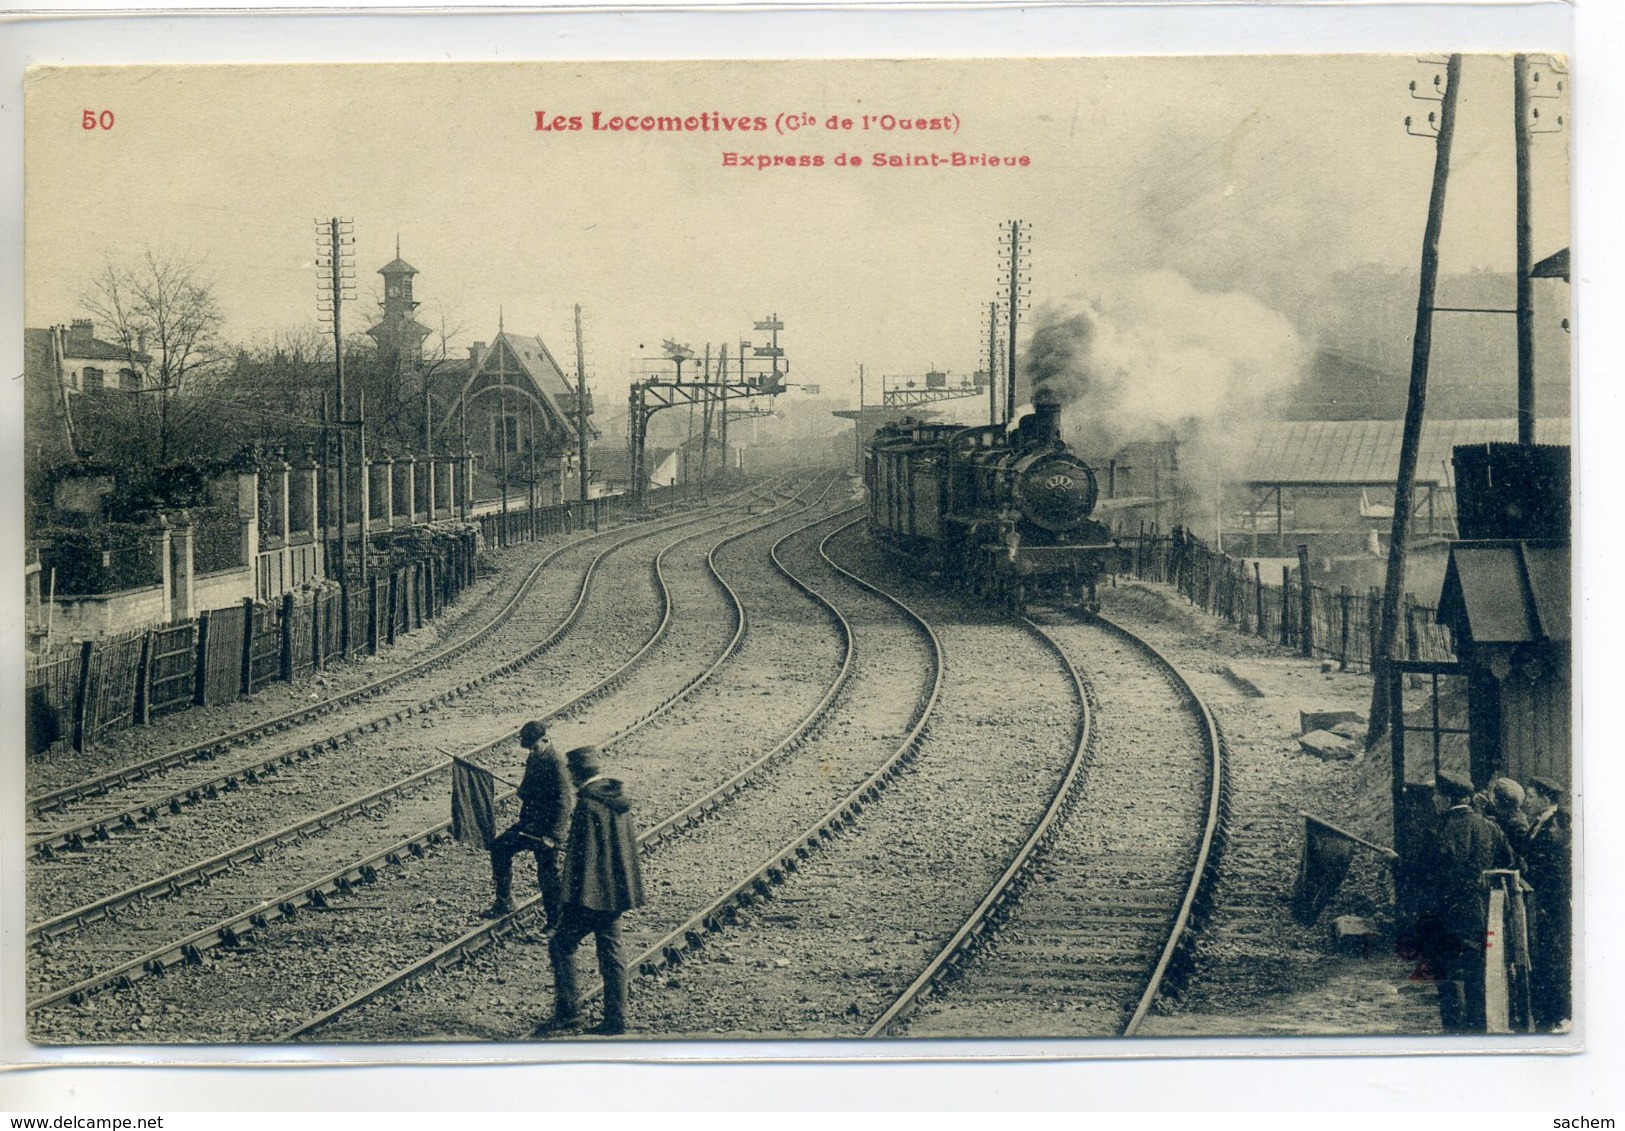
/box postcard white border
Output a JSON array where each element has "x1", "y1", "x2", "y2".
[{"x1": 3, "y1": 0, "x2": 1620, "y2": 1112}]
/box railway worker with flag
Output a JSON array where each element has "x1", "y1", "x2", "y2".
[
  {"x1": 536, "y1": 744, "x2": 647, "y2": 1037},
  {"x1": 481, "y1": 719, "x2": 573, "y2": 925}
]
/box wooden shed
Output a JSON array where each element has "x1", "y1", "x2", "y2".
[{"x1": 1433, "y1": 442, "x2": 1571, "y2": 789}]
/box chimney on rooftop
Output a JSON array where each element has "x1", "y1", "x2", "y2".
[
  {"x1": 469, "y1": 341, "x2": 487, "y2": 367},
  {"x1": 69, "y1": 319, "x2": 93, "y2": 343}
]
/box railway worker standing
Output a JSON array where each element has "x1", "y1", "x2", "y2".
[
  {"x1": 1485, "y1": 778, "x2": 1532, "y2": 864},
  {"x1": 483, "y1": 720, "x2": 573, "y2": 925},
  {"x1": 538, "y1": 745, "x2": 647, "y2": 1037},
  {"x1": 1422, "y1": 770, "x2": 1514, "y2": 1033},
  {"x1": 1523, "y1": 776, "x2": 1572, "y2": 1032}
]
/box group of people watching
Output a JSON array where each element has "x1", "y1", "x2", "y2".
[
  {"x1": 1413, "y1": 769, "x2": 1571, "y2": 1034},
  {"x1": 482, "y1": 719, "x2": 646, "y2": 1038}
]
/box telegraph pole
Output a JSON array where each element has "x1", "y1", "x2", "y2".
[
  {"x1": 628, "y1": 387, "x2": 640, "y2": 508},
  {"x1": 719, "y1": 344, "x2": 731, "y2": 481},
  {"x1": 1369, "y1": 53, "x2": 1464, "y2": 747},
  {"x1": 857, "y1": 364, "x2": 865, "y2": 473},
  {"x1": 356, "y1": 390, "x2": 368, "y2": 596},
  {"x1": 458, "y1": 397, "x2": 469, "y2": 520},
  {"x1": 498, "y1": 387, "x2": 510, "y2": 547},
  {"x1": 987, "y1": 300, "x2": 1000, "y2": 425},
  {"x1": 574, "y1": 304, "x2": 591, "y2": 507},
  {"x1": 1001, "y1": 222, "x2": 1029, "y2": 421},
  {"x1": 699, "y1": 342, "x2": 713, "y2": 497},
  {"x1": 1513, "y1": 53, "x2": 1536, "y2": 445},
  {"x1": 316, "y1": 218, "x2": 355, "y2": 592},
  {"x1": 527, "y1": 400, "x2": 538, "y2": 519}
]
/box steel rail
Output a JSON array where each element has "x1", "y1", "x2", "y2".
[
  {"x1": 30, "y1": 475, "x2": 843, "y2": 1010},
  {"x1": 552, "y1": 513, "x2": 946, "y2": 1026},
  {"x1": 277, "y1": 500, "x2": 892, "y2": 1042},
  {"x1": 27, "y1": 493, "x2": 771, "y2": 859},
  {"x1": 865, "y1": 603, "x2": 1228, "y2": 1038},
  {"x1": 636, "y1": 501, "x2": 862, "y2": 848},
  {"x1": 1100, "y1": 612, "x2": 1230, "y2": 1036},
  {"x1": 862, "y1": 610, "x2": 1095, "y2": 1037},
  {"x1": 27, "y1": 479, "x2": 775, "y2": 822},
  {"x1": 287, "y1": 516, "x2": 1224, "y2": 1044},
  {"x1": 27, "y1": 477, "x2": 826, "y2": 949}
]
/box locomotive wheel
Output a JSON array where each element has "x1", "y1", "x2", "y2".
[{"x1": 1014, "y1": 581, "x2": 1027, "y2": 617}]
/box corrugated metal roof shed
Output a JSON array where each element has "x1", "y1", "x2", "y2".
[{"x1": 1238, "y1": 419, "x2": 1571, "y2": 487}]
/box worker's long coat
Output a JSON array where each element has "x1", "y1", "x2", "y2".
[{"x1": 562, "y1": 778, "x2": 646, "y2": 914}]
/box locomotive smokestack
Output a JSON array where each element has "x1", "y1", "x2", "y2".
[{"x1": 1030, "y1": 394, "x2": 1063, "y2": 446}]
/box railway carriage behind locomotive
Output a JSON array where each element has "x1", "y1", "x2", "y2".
[{"x1": 866, "y1": 399, "x2": 1132, "y2": 612}]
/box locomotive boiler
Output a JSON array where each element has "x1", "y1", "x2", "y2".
[{"x1": 866, "y1": 399, "x2": 1133, "y2": 613}]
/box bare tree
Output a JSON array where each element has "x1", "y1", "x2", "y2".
[{"x1": 80, "y1": 250, "x2": 226, "y2": 463}]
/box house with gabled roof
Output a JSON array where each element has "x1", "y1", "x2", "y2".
[
  {"x1": 427, "y1": 319, "x2": 599, "y2": 506},
  {"x1": 359, "y1": 249, "x2": 600, "y2": 505}
]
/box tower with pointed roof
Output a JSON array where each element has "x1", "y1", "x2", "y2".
[{"x1": 367, "y1": 237, "x2": 432, "y2": 370}]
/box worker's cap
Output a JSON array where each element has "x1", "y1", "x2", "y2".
[
  {"x1": 1433, "y1": 770, "x2": 1474, "y2": 800},
  {"x1": 519, "y1": 720, "x2": 549, "y2": 747},
  {"x1": 566, "y1": 745, "x2": 601, "y2": 777},
  {"x1": 1490, "y1": 777, "x2": 1526, "y2": 808},
  {"x1": 1528, "y1": 776, "x2": 1566, "y2": 801}
]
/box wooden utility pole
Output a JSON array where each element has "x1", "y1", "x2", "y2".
[
  {"x1": 356, "y1": 390, "x2": 368, "y2": 596},
  {"x1": 719, "y1": 344, "x2": 731, "y2": 482},
  {"x1": 1005, "y1": 222, "x2": 1024, "y2": 422},
  {"x1": 857, "y1": 364, "x2": 865, "y2": 473},
  {"x1": 699, "y1": 343, "x2": 713, "y2": 498},
  {"x1": 574, "y1": 304, "x2": 590, "y2": 506},
  {"x1": 629, "y1": 386, "x2": 644, "y2": 509},
  {"x1": 458, "y1": 397, "x2": 469, "y2": 520},
  {"x1": 325, "y1": 219, "x2": 350, "y2": 593},
  {"x1": 498, "y1": 388, "x2": 510, "y2": 547},
  {"x1": 1513, "y1": 53, "x2": 1536, "y2": 445},
  {"x1": 1369, "y1": 53, "x2": 1464, "y2": 746},
  {"x1": 527, "y1": 400, "x2": 538, "y2": 523},
  {"x1": 988, "y1": 300, "x2": 1000, "y2": 425}
]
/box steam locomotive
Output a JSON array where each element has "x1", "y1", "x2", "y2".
[{"x1": 865, "y1": 399, "x2": 1133, "y2": 613}]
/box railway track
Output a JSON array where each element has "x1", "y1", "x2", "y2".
[
  {"x1": 284, "y1": 518, "x2": 1226, "y2": 1042},
  {"x1": 25, "y1": 488, "x2": 785, "y2": 922},
  {"x1": 27, "y1": 474, "x2": 848, "y2": 1033},
  {"x1": 877, "y1": 606, "x2": 1229, "y2": 1038},
  {"x1": 611, "y1": 531, "x2": 1225, "y2": 1040},
  {"x1": 36, "y1": 490, "x2": 1225, "y2": 1044},
  {"x1": 275, "y1": 506, "x2": 949, "y2": 1041},
  {"x1": 25, "y1": 500, "x2": 745, "y2": 930},
  {"x1": 26, "y1": 480, "x2": 779, "y2": 856}
]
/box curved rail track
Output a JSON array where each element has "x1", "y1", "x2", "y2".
[
  {"x1": 27, "y1": 475, "x2": 845, "y2": 1022},
  {"x1": 871, "y1": 606, "x2": 1230, "y2": 1038},
  {"x1": 26, "y1": 479, "x2": 777, "y2": 834},
  {"x1": 25, "y1": 493, "x2": 781, "y2": 929},
  {"x1": 26, "y1": 484, "x2": 780, "y2": 863},
  {"x1": 33, "y1": 493, "x2": 1229, "y2": 1043},
  {"x1": 278, "y1": 507, "x2": 947, "y2": 1041},
  {"x1": 272, "y1": 501, "x2": 909, "y2": 1041}
]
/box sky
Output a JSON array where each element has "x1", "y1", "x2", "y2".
[{"x1": 23, "y1": 55, "x2": 1571, "y2": 418}]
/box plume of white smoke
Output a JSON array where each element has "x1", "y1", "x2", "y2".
[{"x1": 1024, "y1": 269, "x2": 1308, "y2": 537}]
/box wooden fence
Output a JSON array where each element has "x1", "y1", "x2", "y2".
[
  {"x1": 1132, "y1": 529, "x2": 1455, "y2": 672},
  {"x1": 25, "y1": 529, "x2": 480, "y2": 757}
]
